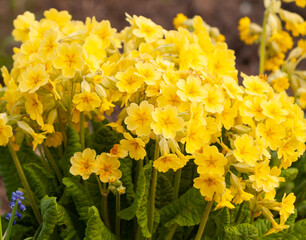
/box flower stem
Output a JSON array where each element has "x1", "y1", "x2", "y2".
[
  {"x1": 259, "y1": 9, "x2": 269, "y2": 74},
  {"x1": 148, "y1": 139, "x2": 159, "y2": 239},
  {"x1": 235, "y1": 201, "x2": 244, "y2": 223},
  {"x1": 116, "y1": 192, "x2": 121, "y2": 240},
  {"x1": 102, "y1": 183, "x2": 111, "y2": 230},
  {"x1": 166, "y1": 168, "x2": 182, "y2": 239},
  {"x1": 80, "y1": 112, "x2": 85, "y2": 151},
  {"x1": 8, "y1": 140, "x2": 42, "y2": 224},
  {"x1": 42, "y1": 143, "x2": 63, "y2": 185},
  {"x1": 194, "y1": 200, "x2": 214, "y2": 240},
  {"x1": 0, "y1": 213, "x2": 3, "y2": 240},
  {"x1": 5, "y1": 199, "x2": 19, "y2": 240}
]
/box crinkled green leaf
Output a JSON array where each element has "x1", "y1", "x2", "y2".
[
  {"x1": 118, "y1": 161, "x2": 154, "y2": 238},
  {"x1": 179, "y1": 160, "x2": 197, "y2": 195},
  {"x1": 60, "y1": 126, "x2": 81, "y2": 176},
  {"x1": 224, "y1": 223, "x2": 258, "y2": 240},
  {"x1": 23, "y1": 163, "x2": 55, "y2": 201},
  {"x1": 119, "y1": 157, "x2": 135, "y2": 204},
  {"x1": 88, "y1": 124, "x2": 123, "y2": 155},
  {"x1": 62, "y1": 177, "x2": 93, "y2": 220},
  {"x1": 84, "y1": 206, "x2": 115, "y2": 240},
  {"x1": 280, "y1": 168, "x2": 298, "y2": 182},
  {"x1": 282, "y1": 219, "x2": 306, "y2": 239},
  {"x1": 37, "y1": 196, "x2": 78, "y2": 240},
  {"x1": 212, "y1": 208, "x2": 230, "y2": 239},
  {"x1": 159, "y1": 187, "x2": 206, "y2": 227},
  {"x1": 156, "y1": 173, "x2": 174, "y2": 209}
]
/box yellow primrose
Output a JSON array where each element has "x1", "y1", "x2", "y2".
[
  {"x1": 120, "y1": 133, "x2": 146, "y2": 160},
  {"x1": 181, "y1": 122, "x2": 206, "y2": 154},
  {"x1": 242, "y1": 74, "x2": 272, "y2": 96},
  {"x1": 151, "y1": 105, "x2": 184, "y2": 139},
  {"x1": 45, "y1": 132, "x2": 63, "y2": 148},
  {"x1": 202, "y1": 83, "x2": 224, "y2": 113},
  {"x1": 19, "y1": 64, "x2": 49, "y2": 93},
  {"x1": 12, "y1": 11, "x2": 36, "y2": 42},
  {"x1": 115, "y1": 67, "x2": 144, "y2": 94},
  {"x1": 44, "y1": 8, "x2": 71, "y2": 29},
  {"x1": 53, "y1": 43, "x2": 85, "y2": 78},
  {"x1": 135, "y1": 62, "x2": 161, "y2": 85},
  {"x1": 261, "y1": 97, "x2": 288, "y2": 123},
  {"x1": 238, "y1": 17, "x2": 259, "y2": 45},
  {"x1": 70, "y1": 148, "x2": 98, "y2": 180},
  {"x1": 279, "y1": 193, "x2": 296, "y2": 224},
  {"x1": 38, "y1": 29, "x2": 59, "y2": 60},
  {"x1": 233, "y1": 134, "x2": 259, "y2": 167},
  {"x1": 222, "y1": 76, "x2": 243, "y2": 101},
  {"x1": 72, "y1": 92, "x2": 101, "y2": 112},
  {"x1": 214, "y1": 188, "x2": 235, "y2": 210},
  {"x1": 193, "y1": 173, "x2": 225, "y2": 201},
  {"x1": 133, "y1": 16, "x2": 163, "y2": 43},
  {"x1": 173, "y1": 13, "x2": 188, "y2": 29},
  {"x1": 124, "y1": 101, "x2": 154, "y2": 136},
  {"x1": 153, "y1": 154, "x2": 186, "y2": 173},
  {"x1": 96, "y1": 153, "x2": 122, "y2": 183},
  {"x1": 109, "y1": 144, "x2": 128, "y2": 158},
  {"x1": 195, "y1": 145, "x2": 227, "y2": 175},
  {"x1": 24, "y1": 93, "x2": 44, "y2": 126},
  {"x1": 177, "y1": 75, "x2": 205, "y2": 102},
  {"x1": 0, "y1": 116, "x2": 13, "y2": 146},
  {"x1": 31, "y1": 132, "x2": 46, "y2": 151}
]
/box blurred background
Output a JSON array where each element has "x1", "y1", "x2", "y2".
[{"x1": 0, "y1": 0, "x2": 304, "y2": 215}]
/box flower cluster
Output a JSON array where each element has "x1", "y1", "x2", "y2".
[
  {"x1": 0, "y1": 8, "x2": 305, "y2": 237},
  {"x1": 238, "y1": 0, "x2": 306, "y2": 109},
  {"x1": 5, "y1": 191, "x2": 26, "y2": 225}
]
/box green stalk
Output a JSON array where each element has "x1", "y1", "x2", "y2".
[
  {"x1": 0, "y1": 214, "x2": 3, "y2": 240},
  {"x1": 116, "y1": 192, "x2": 121, "y2": 240},
  {"x1": 102, "y1": 183, "x2": 111, "y2": 230},
  {"x1": 259, "y1": 9, "x2": 269, "y2": 74},
  {"x1": 148, "y1": 139, "x2": 159, "y2": 239},
  {"x1": 42, "y1": 143, "x2": 63, "y2": 184},
  {"x1": 235, "y1": 202, "x2": 245, "y2": 223},
  {"x1": 166, "y1": 168, "x2": 182, "y2": 239},
  {"x1": 5, "y1": 200, "x2": 19, "y2": 240},
  {"x1": 134, "y1": 159, "x2": 143, "y2": 190},
  {"x1": 95, "y1": 175, "x2": 104, "y2": 218},
  {"x1": 194, "y1": 200, "x2": 214, "y2": 240},
  {"x1": 37, "y1": 145, "x2": 58, "y2": 192},
  {"x1": 8, "y1": 141, "x2": 42, "y2": 224},
  {"x1": 79, "y1": 112, "x2": 85, "y2": 151}
]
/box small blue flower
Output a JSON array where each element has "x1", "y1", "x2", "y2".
[{"x1": 5, "y1": 213, "x2": 11, "y2": 221}]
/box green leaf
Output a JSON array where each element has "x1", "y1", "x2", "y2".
[
  {"x1": 118, "y1": 161, "x2": 154, "y2": 238},
  {"x1": 159, "y1": 187, "x2": 206, "y2": 227},
  {"x1": 156, "y1": 173, "x2": 174, "y2": 209},
  {"x1": 37, "y1": 196, "x2": 78, "y2": 240},
  {"x1": 253, "y1": 219, "x2": 271, "y2": 238},
  {"x1": 1, "y1": 216, "x2": 33, "y2": 240},
  {"x1": 224, "y1": 223, "x2": 258, "y2": 240},
  {"x1": 119, "y1": 157, "x2": 135, "y2": 204},
  {"x1": 23, "y1": 163, "x2": 55, "y2": 201},
  {"x1": 60, "y1": 126, "x2": 81, "y2": 176},
  {"x1": 84, "y1": 206, "x2": 115, "y2": 240},
  {"x1": 282, "y1": 219, "x2": 306, "y2": 239},
  {"x1": 62, "y1": 177, "x2": 93, "y2": 221},
  {"x1": 88, "y1": 124, "x2": 123, "y2": 154},
  {"x1": 179, "y1": 160, "x2": 197, "y2": 195}
]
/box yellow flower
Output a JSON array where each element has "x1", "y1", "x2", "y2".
[
  {"x1": 278, "y1": 137, "x2": 300, "y2": 169},
  {"x1": 297, "y1": 39, "x2": 306, "y2": 55},
  {"x1": 193, "y1": 173, "x2": 225, "y2": 201},
  {"x1": 115, "y1": 67, "x2": 144, "y2": 94},
  {"x1": 241, "y1": 96, "x2": 266, "y2": 121},
  {"x1": 133, "y1": 16, "x2": 163, "y2": 43},
  {"x1": 230, "y1": 173, "x2": 253, "y2": 204},
  {"x1": 24, "y1": 93, "x2": 44, "y2": 126},
  {"x1": 31, "y1": 132, "x2": 46, "y2": 151},
  {"x1": 45, "y1": 132, "x2": 63, "y2": 147},
  {"x1": 177, "y1": 75, "x2": 205, "y2": 102},
  {"x1": 234, "y1": 134, "x2": 259, "y2": 167},
  {"x1": 124, "y1": 101, "x2": 154, "y2": 136},
  {"x1": 173, "y1": 13, "x2": 187, "y2": 29},
  {"x1": 218, "y1": 99, "x2": 238, "y2": 130},
  {"x1": 242, "y1": 74, "x2": 271, "y2": 96},
  {"x1": 195, "y1": 145, "x2": 227, "y2": 175},
  {"x1": 279, "y1": 193, "x2": 296, "y2": 224},
  {"x1": 222, "y1": 76, "x2": 244, "y2": 101},
  {"x1": 295, "y1": 0, "x2": 306, "y2": 8},
  {"x1": 135, "y1": 62, "x2": 161, "y2": 85},
  {"x1": 97, "y1": 153, "x2": 122, "y2": 183},
  {"x1": 109, "y1": 144, "x2": 128, "y2": 158},
  {"x1": 265, "y1": 52, "x2": 285, "y2": 71},
  {"x1": 271, "y1": 76, "x2": 290, "y2": 93},
  {"x1": 214, "y1": 188, "x2": 235, "y2": 210},
  {"x1": 0, "y1": 116, "x2": 13, "y2": 146},
  {"x1": 157, "y1": 84, "x2": 182, "y2": 108},
  {"x1": 92, "y1": 20, "x2": 117, "y2": 48},
  {"x1": 179, "y1": 43, "x2": 207, "y2": 70},
  {"x1": 19, "y1": 64, "x2": 49, "y2": 93},
  {"x1": 257, "y1": 119, "x2": 286, "y2": 151},
  {"x1": 238, "y1": 17, "x2": 259, "y2": 45},
  {"x1": 44, "y1": 8, "x2": 71, "y2": 29},
  {"x1": 181, "y1": 122, "x2": 206, "y2": 154},
  {"x1": 73, "y1": 92, "x2": 101, "y2": 112},
  {"x1": 202, "y1": 83, "x2": 224, "y2": 113},
  {"x1": 70, "y1": 148, "x2": 98, "y2": 180},
  {"x1": 153, "y1": 154, "x2": 186, "y2": 172},
  {"x1": 269, "y1": 31, "x2": 293, "y2": 53},
  {"x1": 38, "y1": 29, "x2": 59, "y2": 60},
  {"x1": 12, "y1": 11, "x2": 36, "y2": 42},
  {"x1": 151, "y1": 106, "x2": 184, "y2": 139},
  {"x1": 53, "y1": 43, "x2": 85, "y2": 78},
  {"x1": 261, "y1": 97, "x2": 288, "y2": 123},
  {"x1": 120, "y1": 133, "x2": 146, "y2": 160},
  {"x1": 299, "y1": 91, "x2": 306, "y2": 108}
]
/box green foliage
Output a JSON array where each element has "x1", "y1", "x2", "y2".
[
  {"x1": 62, "y1": 177, "x2": 93, "y2": 221},
  {"x1": 37, "y1": 196, "x2": 78, "y2": 240},
  {"x1": 118, "y1": 161, "x2": 155, "y2": 238},
  {"x1": 159, "y1": 187, "x2": 206, "y2": 228},
  {"x1": 224, "y1": 223, "x2": 258, "y2": 240},
  {"x1": 84, "y1": 206, "x2": 115, "y2": 240},
  {"x1": 1, "y1": 216, "x2": 33, "y2": 240},
  {"x1": 156, "y1": 173, "x2": 174, "y2": 209},
  {"x1": 119, "y1": 157, "x2": 135, "y2": 204},
  {"x1": 23, "y1": 163, "x2": 55, "y2": 201},
  {"x1": 60, "y1": 126, "x2": 81, "y2": 176},
  {"x1": 88, "y1": 123, "x2": 123, "y2": 154}
]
